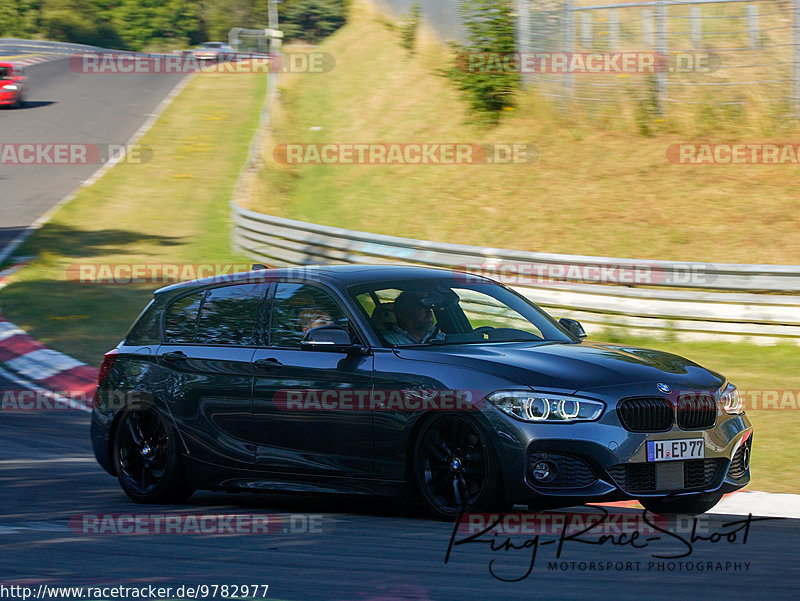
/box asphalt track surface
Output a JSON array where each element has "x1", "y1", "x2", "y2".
[
  {"x1": 1, "y1": 42, "x2": 799, "y2": 601},
  {"x1": 0, "y1": 55, "x2": 186, "y2": 252},
  {"x1": 0, "y1": 407, "x2": 797, "y2": 601}
]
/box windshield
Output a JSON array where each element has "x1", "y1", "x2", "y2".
[
  {"x1": 349, "y1": 278, "x2": 574, "y2": 347},
  {"x1": 0, "y1": 67, "x2": 10, "y2": 79}
]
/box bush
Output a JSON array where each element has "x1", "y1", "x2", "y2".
[
  {"x1": 279, "y1": 0, "x2": 348, "y2": 44},
  {"x1": 400, "y1": 3, "x2": 421, "y2": 55},
  {"x1": 444, "y1": 0, "x2": 519, "y2": 124}
]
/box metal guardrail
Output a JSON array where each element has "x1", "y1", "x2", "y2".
[
  {"x1": 231, "y1": 204, "x2": 800, "y2": 342},
  {"x1": 0, "y1": 38, "x2": 112, "y2": 54}
]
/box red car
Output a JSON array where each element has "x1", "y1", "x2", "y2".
[{"x1": 0, "y1": 62, "x2": 26, "y2": 108}]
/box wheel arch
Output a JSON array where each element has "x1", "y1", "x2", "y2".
[{"x1": 404, "y1": 409, "x2": 506, "y2": 497}]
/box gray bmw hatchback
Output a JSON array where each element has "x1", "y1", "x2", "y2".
[{"x1": 91, "y1": 265, "x2": 752, "y2": 518}]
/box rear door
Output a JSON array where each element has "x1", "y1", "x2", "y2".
[
  {"x1": 252, "y1": 281, "x2": 374, "y2": 477},
  {"x1": 157, "y1": 281, "x2": 268, "y2": 468}
]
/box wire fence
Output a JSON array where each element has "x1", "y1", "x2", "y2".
[
  {"x1": 519, "y1": 0, "x2": 800, "y2": 115},
  {"x1": 378, "y1": 0, "x2": 800, "y2": 117}
]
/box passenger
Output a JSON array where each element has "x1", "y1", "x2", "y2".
[
  {"x1": 299, "y1": 308, "x2": 332, "y2": 333},
  {"x1": 383, "y1": 291, "x2": 444, "y2": 345}
]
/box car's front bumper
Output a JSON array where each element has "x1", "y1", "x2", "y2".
[
  {"x1": 0, "y1": 91, "x2": 19, "y2": 104},
  {"x1": 484, "y1": 399, "x2": 752, "y2": 504}
]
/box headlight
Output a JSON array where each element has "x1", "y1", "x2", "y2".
[
  {"x1": 2, "y1": 84, "x2": 19, "y2": 91},
  {"x1": 487, "y1": 390, "x2": 604, "y2": 423},
  {"x1": 719, "y1": 382, "x2": 744, "y2": 414}
]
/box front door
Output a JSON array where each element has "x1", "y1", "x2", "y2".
[{"x1": 252, "y1": 282, "x2": 374, "y2": 477}]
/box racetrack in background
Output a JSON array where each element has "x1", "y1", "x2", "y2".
[{"x1": 0, "y1": 55, "x2": 186, "y2": 254}]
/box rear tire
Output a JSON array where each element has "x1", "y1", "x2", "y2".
[
  {"x1": 413, "y1": 414, "x2": 504, "y2": 520},
  {"x1": 639, "y1": 491, "x2": 724, "y2": 516},
  {"x1": 113, "y1": 406, "x2": 194, "y2": 504}
]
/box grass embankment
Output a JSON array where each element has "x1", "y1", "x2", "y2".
[
  {"x1": 249, "y1": 0, "x2": 800, "y2": 264},
  {"x1": 0, "y1": 3, "x2": 796, "y2": 493},
  {"x1": 0, "y1": 68, "x2": 267, "y2": 364},
  {"x1": 245, "y1": 1, "x2": 800, "y2": 492}
]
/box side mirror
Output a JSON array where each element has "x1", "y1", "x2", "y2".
[
  {"x1": 301, "y1": 325, "x2": 364, "y2": 353},
  {"x1": 559, "y1": 318, "x2": 587, "y2": 340}
]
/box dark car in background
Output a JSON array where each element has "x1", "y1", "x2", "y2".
[
  {"x1": 0, "y1": 62, "x2": 26, "y2": 108},
  {"x1": 91, "y1": 265, "x2": 752, "y2": 518}
]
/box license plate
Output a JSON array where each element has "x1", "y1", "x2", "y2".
[{"x1": 647, "y1": 438, "x2": 704, "y2": 462}]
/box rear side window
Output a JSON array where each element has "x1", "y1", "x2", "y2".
[
  {"x1": 195, "y1": 283, "x2": 266, "y2": 345},
  {"x1": 164, "y1": 291, "x2": 204, "y2": 343},
  {"x1": 164, "y1": 283, "x2": 267, "y2": 345},
  {"x1": 126, "y1": 300, "x2": 162, "y2": 345}
]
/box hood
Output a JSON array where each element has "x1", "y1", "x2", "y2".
[{"x1": 394, "y1": 341, "x2": 724, "y2": 392}]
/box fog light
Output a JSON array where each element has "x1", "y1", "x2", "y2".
[{"x1": 532, "y1": 461, "x2": 557, "y2": 483}]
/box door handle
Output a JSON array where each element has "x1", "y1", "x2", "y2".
[
  {"x1": 254, "y1": 357, "x2": 283, "y2": 370},
  {"x1": 161, "y1": 350, "x2": 187, "y2": 362}
]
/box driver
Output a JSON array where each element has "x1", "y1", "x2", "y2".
[{"x1": 383, "y1": 291, "x2": 445, "y2": 345}]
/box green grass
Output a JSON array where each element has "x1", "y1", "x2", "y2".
[
  {"x1": 592, "y1": 332, "x2": 800, "y2": 494},
  {"x1": 0, "y1": 67, "x2": 268, "y2": 365},
  {"x1": 249, "y1": 1, "x2": 800, "y2": 264},
  {"x1": 0, "y1": 3, "x2": 796, "y2": 493}
]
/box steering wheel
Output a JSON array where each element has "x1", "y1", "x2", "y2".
[{"x1": 472, "y1": 326, "x2": 496, "y2": 337}]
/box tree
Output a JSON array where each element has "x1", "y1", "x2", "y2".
[
  {"x1": 279, "y1": 0, "x2": 348, "y2": 44},
  {"x1": 444, "y1": 0, "x2": 520, "y2": 123}
]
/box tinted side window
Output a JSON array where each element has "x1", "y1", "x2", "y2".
[
  {"x1": 269, "y1": 283, "x2": 348, "y2": 348},
  {"x1": 126, "y1": 300, "x2": 162, "y2": 345},
  {"x1": 195, "y1": 283, "x2": 266, "y2": 346},
  {"x1": 164, "y1": 291, "x2": 204, "y2": 343}
]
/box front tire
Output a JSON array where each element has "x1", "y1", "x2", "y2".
[
  {"x1": 639, "y1": 491, "x2": 724, "y2": 516},
  {"x1": 113, "y1": 406, "x2": 194, "y2": 504},
  {"x1": 413, "y1": 414, "x2": 503, "y2": 519}
]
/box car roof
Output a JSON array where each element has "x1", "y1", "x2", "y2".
[{"x1": 153, "y1": 264, "x2": 488, "y2": 298}]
